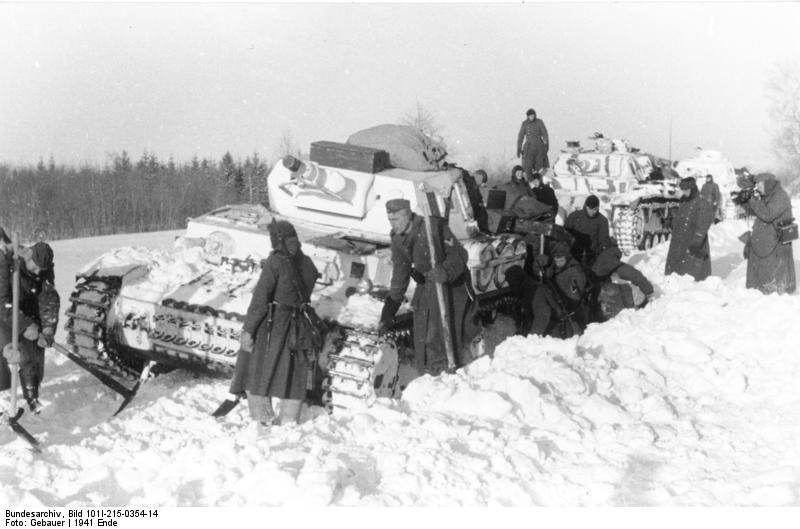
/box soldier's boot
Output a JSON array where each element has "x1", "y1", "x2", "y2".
[{"x1": 22, "y1": 383, "x2": 42, "y2": 414}]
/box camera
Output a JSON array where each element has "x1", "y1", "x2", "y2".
[{"x1": 730, "y1": 170, "x2": 755, "y2": 206}]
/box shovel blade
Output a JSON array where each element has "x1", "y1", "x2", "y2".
[{"x1": 6, "y1": 407, "x2": 42, "y2": 453}]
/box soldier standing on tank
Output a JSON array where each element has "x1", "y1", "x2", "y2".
[
  {"x1": 229, "y1": 220, "x2": 320, "y2": 428},
  {"x1": 378, "y1": 199, "x2": 481, "y2": 376},
  {"x1": 517, "y1": 108, "x2": 550, "y2": 178},
  {"x1": 0, "y1": 239, "x2": 60, "y2": 413}
]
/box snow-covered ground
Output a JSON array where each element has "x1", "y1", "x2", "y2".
[{"x1": 2, "y1": 220, "x2": 800, "y2": 506}]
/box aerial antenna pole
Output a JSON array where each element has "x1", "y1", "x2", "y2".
[{"x1": 668, "y1": 117, "x2": 673, "y2": 166}]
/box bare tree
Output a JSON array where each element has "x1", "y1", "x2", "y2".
[
  {"x1": 275, "y1": 129, "x2": 302, "y2": 160},
  {"x1": 766, "y1": 56, "x2": 800, "y2": 189},
  {"x1": 400, "y1": 101, "x2": 443, "y2": 139}
]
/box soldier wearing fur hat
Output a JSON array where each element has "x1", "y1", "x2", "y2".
[
  {"x1": 517, "y1": 109, "x2": 550, "y2": 178},
  {"x1": 0, "y1": 239, "x2": 60, "y2": 413},
  {"x1": 379, "y1": 199, "x2": 481, "y2": 376},
  {"x1": 741, "y1": 173, "x2": 796, "y2": 294},
  {"x1": 229, "y1": 220, "x2": 320, "y2": 427},
  {"x1": 529, "y1": 240, "x2": 587, "y2": 338},
  {"x1": 665, "y1": 177, "x2": 715, "y2": 281}
]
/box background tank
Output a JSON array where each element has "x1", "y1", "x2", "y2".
[
  {"x1": 675, "y1": 149, "x2": 737, "y2": 220},
  {"x1": 550, "y1": 137, "x2": 682, "y2": 255},
  {"x1": 63, "y1": 137, "x2": 526, "y2": 411}
]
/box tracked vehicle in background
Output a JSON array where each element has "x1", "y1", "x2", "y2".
[
  {"x1": 63, "y1": 127, "x2": 526, "y2": 411},
  {"x1": 675, "y1": 149, "x2": 738, "y2": 220},
  {"x1": 549, "y1": 137, "x2": 682, "y2": 255}
]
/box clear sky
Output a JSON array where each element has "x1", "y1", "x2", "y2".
[{"x1": 2, "y1": 2, "x2": 799, "y2": 170}]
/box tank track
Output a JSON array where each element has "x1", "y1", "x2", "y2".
[
  {"x1": 612, "y1": 208, "x2": 641, "y2": 255},
  {"x1": 324, "y1": 327, "x2": 408, "y2": 410},
  {"x1": 324, "y1": 292, "x2": 515, "y2": 411},
  {"x1": 612, "y1": 205, "x2": 673, "y2": 255},
  {"x1": 64, "y1": 277, "x2": 143, "y2": 387}
]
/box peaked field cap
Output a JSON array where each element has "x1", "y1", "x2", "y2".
[
  {"x1": 385, "y1": 198, "x2": 411, "y2": 213},
  {"x1": 679, "y1": 176, "x2": 696, "y2": 190},
  {"x1": 526, "y1": 108, "x2": 536, "y2": 116}
]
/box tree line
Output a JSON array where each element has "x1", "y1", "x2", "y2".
[{"x1": 0, "y1": 151, "x2": 272, "y2": 242}]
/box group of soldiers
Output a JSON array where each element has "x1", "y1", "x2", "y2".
[
  {"x1": 231, "y1": 108, "x2": 662, "y2": 428},
  {"x1": 0, "y1": 226, "x2": 60, "y2": 414}
]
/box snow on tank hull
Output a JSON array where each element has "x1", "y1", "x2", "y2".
[
  {"x1": 550, "y1": 143, "x2": 682, "y2": 255},
  {"x1": 65, "y1": 152, "x2": 525, "y2": 411}
]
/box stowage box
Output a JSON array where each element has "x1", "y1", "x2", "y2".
[{"x1": 310, "y1": 141, "x2": 390, "y2": 174}]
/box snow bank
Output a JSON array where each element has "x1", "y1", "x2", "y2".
[{"x1": 2, "y1": 221, "x2": 800, "y2": 506}]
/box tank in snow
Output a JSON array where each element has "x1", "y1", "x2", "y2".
[
  {"x1": 674, "y1": 149, "x2": 738, "y2": 220},
  {"x1": 64, "y1": 129, "x2": 526, "y2": 411},
  {"x1": 549, "y1": 137, "x2": 682, "y2": 255}
]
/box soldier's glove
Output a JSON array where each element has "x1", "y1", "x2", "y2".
[
  {"x1": 22, "y1": 323, "x2": 39, "y2": 342},
  {"x1": 425, "y1": 266, "x2": 449, "y2": 284},
  {"x1": 2, "y1": 343, "x2": 20, "y2": 364},
  {"x1": 239, "y1": 330, "x2": 254, "y2": 353},
  {"x1": 378, "y1": 297, "x2": 401, "y2": 334},
  {"x1": 37, "y1": 326, "x2": 55, "y2": 348}
]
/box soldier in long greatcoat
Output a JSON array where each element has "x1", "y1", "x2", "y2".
[
  {"x1": 665, "y1": 177, "x2": 715, "y2": 281},
  {"x1": 742, "y1": 173, "x2": 796, "y2": 294},
  {"x1": 517, "y1": 108, "x2": 550, "y2": 178},
  {"x1": 379, "y1": 199, "x2": 481, "y2": 376},
  {"x1": 230, "y1": 220, "x2": 319, "y2": 426}
]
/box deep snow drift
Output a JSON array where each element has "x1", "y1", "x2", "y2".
[{"x1": 2, "y1": 220, "x2": 800, "y2": 506}]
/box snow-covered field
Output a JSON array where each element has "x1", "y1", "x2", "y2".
[{"x1": 2, "y1": 220, "x2": 800, "y2": 506}]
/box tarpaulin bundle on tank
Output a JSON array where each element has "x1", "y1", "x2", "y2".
[{"x1": 347, "y1": 124, "x2": 447, "y2": 172}]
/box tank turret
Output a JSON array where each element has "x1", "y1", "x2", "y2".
[{"x1": 64, "y1": 134, "x2": 525, "y2": 411}]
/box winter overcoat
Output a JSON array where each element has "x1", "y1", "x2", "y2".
[
  {"x1": 665, "y1": 188, "x2": 715, "y2": 281},
  {"x1": 700, "y1": 181, "x2": 721, "y2": 208},
  {"x1": 744, "y1": 179, "x2": 796, "y2": 294},
  {"x1": 388, "y1": 215, "x2": 481, "y2": 373},
  {"x1": 564, "y1": 209, "x2": 614, "y2": 265},
  {"x1": 517, "y1": 118, "x2": 550, "y2": 175},
  {"x1": 0, "y1": 251, "x2": 59, "y2": 391},
  {"x1": 236, "y1": 250, "x2": 319, "y2": 399}
]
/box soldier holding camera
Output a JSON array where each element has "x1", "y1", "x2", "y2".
[{"x1": 738, "y1": 173, "x2": 796, "y2": 294}]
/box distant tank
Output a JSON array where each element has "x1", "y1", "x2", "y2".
[
  {"x1": 63, "y1": 126, "x2": 526, "y2": 411},
  {"x1": 549, "y1": 137, "x2": 682, "y2": 255},
  {"x1": 675, "y1": 149, "x2": 737, "y2": 219}
]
